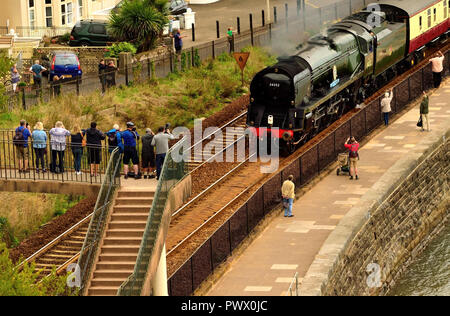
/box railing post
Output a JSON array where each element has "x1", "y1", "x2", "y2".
[
  {"x1": 285, "y1": 3, "x2": 289, "y2": 32},
  {"x1": 125, "y1": 63, "x2": 129, "y2": 86},
  {"x1": 76, "y1": 76, "x2": 80, "y2": 96},
  {"x1": 191, "y1": 23, "x2": 195, "y2": 42},
  {"x1": 22, "y1": 87, "x2": 26, "y2": 110},
  {"x1": 237, "y1": 17, "x2": 241, "y2": 34},
  {"x1": 212, "y1": 40, "x2": 215, "y2": 59},
  {"x1": 216, "y1": 20, "x2": 220, "y2": 38},
  {"x1": 262, "y1": 10, "x2": 265, "y2": 27},
  {"x1": 250, "y1": 14, "x2": 254, "y2": 46}
]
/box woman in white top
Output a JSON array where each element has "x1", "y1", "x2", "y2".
[{"x1": 381, "y1": 89, "x2": 393, "y2": 126}]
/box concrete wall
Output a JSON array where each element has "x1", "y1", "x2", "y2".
[
  {"x1": 141, "y1": 174, "x2": 192, "y2": 296},
  {"x1": 299, "y1": 129, "x2": 450, "y2": 296},
  {"x1": 0, "y1": 179, "x2": 100, "y2": 197}
]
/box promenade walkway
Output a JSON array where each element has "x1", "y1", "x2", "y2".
[{"x1": 206, "y1": 79, "x2": 450, "y2": 296}]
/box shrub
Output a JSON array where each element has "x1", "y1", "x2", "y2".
[
  {"x1": 104, "y1": 42, "x2": 137, "y2": 58},
  {"x1": 0, "y1": 243, "x2": 77, "y2": 296}
]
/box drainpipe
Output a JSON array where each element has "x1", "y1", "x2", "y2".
[{"x1": 151, "y1": 244, "x2": 168, "y2": 296}]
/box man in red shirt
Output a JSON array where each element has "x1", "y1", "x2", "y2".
[{"x1": 344, "y1": 137, "x2": 359, "y2": 180}]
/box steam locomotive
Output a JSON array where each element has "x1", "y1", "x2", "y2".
[{"x1": 247, "y1": 0, "x2": 449, "y2": 154}]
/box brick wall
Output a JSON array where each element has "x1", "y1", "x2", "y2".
[{"x1": 301, "y1": 132, "x2": 450, "y2": 296}]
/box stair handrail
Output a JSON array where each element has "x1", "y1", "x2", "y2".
[
  {"x1": 117, "y1": 136, "x2": 189, "y2": 296},
  {"x1": 77, "y1": 147, "x2": 122, "y2": 295}
]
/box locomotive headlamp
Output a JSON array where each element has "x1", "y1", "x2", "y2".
[
  {"x1": 268, "y1": 115, "x2": 274, "y2": 125},
  {"x1": 251, "y1": 97, "x2": 254, "y2": 102},
  {"x1": 291, "y1": 101, "x2": 295, "y2": 106},
  {"x1": 282, "y1": 132, "x2": 293, "y2": 141}
]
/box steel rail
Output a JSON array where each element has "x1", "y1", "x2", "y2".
[
  {"x1": 16, "y1": 212, "x2": 93, "y2": 271},
  {"x1": 167, "y1": 152, "x2": 258, "y2": 256}
]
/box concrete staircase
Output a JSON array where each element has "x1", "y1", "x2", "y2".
[{"x1": 86, "y1": 187, "x2": 154, "y2": 296}]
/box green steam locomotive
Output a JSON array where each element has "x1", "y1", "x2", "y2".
[{"x1": 247, "y1": 0, "x2": 449, "y2": 154}]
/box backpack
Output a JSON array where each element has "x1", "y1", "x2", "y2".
[
  {"x1": 349, "y1": 150, "x2": 359, "y2": 159},
  {"x1": 108, "y1": 131, "x2": 118, "y2": 146},
  {"x1": 13, "y1": 127, "x2": 25, "y2": 147}
]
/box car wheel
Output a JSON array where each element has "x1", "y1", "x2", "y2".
[{"x1": 80, "y1": 41, "x2": 89, "y2": 47}]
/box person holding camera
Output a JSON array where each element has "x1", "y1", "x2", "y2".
[
  {"x1": 344, "y1": 136, "x2": 359, "y2": 180},
  {"x1": 151, "y1": 124, "x2": 175, "y2": 180},
  {"x1": 119, "y1": 122, "x2": 140, "y2": 180}
]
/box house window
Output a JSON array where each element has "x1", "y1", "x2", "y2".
[
  {"x1": 78, "y1": 0, "x2": 83, "y2": 19},
  {"x1": 28, "y1": 0, "x2": 35, "y2": 29},
  {"x1": 61, "y1": 2, "x2": 73, "y2": 25},
  {"x1": 46, "y1": 6, "x2": 53, "y2": 27},
  {"x1": 45, "y1": 0, "x2": 51, "y2": 4}
]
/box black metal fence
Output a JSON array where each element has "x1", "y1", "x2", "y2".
[{"x1": 166, "y1": 54, "x2": 450, "y2": 296}]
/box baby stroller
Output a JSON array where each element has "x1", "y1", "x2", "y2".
[{"x1": 336, "y1": 152, "x2": 350, "y2": 176}]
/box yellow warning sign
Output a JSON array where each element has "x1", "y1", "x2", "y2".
[{"x1": 233, "y1": 52, "x2": 250, "y2": 71}]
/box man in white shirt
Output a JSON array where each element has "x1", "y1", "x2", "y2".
[{"x1": 429, "y1": 51, "x2": 444, "y2": 88}]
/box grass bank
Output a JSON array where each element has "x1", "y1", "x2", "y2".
[
  {"x1": 0, "y1": 193, "x2": 83, "y2": 248},
  {"x1": 0, "y1": 46, "x2": 276, "y2": 134}
]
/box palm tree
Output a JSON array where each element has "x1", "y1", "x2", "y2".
[{"x1": 109, "y1": 0, "x2": 169, "y2": 52}]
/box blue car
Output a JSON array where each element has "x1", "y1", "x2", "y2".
[{"x1": 46, "y1": 51, "x2": 83, "y2": 82}]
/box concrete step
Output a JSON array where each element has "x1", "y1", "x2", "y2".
[
  {"x1": 105, "y1": 229, "x2": 144, "y2": 238},
  {"x1": 95, "y1": 261, "x2": 136, "y2": 270},
  {"x1": 90, "y1": 278, "x2": 126, "y2": 287},
  {"x1": 101, "y1": 245, "x2": 140, "y2": 254},
  {"x1": 102, "y1": 237, "x2": 143, "y2": 246},
  {"x1": 115, "y1": 197, "x2": 154, "y2": 206},
  {"x1": 112, "y1": 205, "x2": 151, "y2": 214},
  {"x1": 117, "y1": 191, "x2": 154, "y2": 198},
  {"x1": 93, "y1": 269, "x2": 133, "y2": 279},
  {"x1": 88, "y1": 286, "x2": 118, "y2": 296},
  {"x1": 108, "y1": 221, "x2": 147, "y2": 230},
  {"x1": 110, "y1": 213, "x2": 149, "y2": 221},
  {"x1": 98, "y1": 254, "x2": 138, "y2": 262}
]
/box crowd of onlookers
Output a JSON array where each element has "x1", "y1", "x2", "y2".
[{"x1": 11, "y1": 119, "x2": 174, "y2": 180}]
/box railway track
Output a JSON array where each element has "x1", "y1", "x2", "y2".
[
  {"x1": 17, "y1": 214, "x2": 92, "y2": 280},
  {"x1": 186, "y1": 111, "x2": 248, "y2": 172}
]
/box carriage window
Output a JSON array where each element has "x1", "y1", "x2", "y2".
[
  {"x1": 434, "y1": 8, "x2": 437, "y2": 21},
  {"x1": 428, "y1": 9, "x2": 432, "y2": 27},
  {"x1": 445, "y1": 1, "x2": 448, "y2": 19},
  {"x1": 419, "y1": 16, "x2": 423, "y2": 29}
]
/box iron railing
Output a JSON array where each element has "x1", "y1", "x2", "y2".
[
  {"x1": 117, "y1": 136, "x2": 188, "y2": 296},
  {"x1": 77, "y1": 147, "x2": 122, "y2": 295},
  {"x1": 287, "y1": 272, "x2": 299, "y2": 296}
]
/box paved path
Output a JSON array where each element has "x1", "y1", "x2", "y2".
[
  {"x1": 206, "y1": 78, "x2": 450, "y2": 296},
  {"x1": 183, "y1": 0, "x2": 347, "y2": 48}
]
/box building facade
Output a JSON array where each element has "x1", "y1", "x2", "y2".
[{"x1": 0, "y1": 0, "x2": 122, "y2": 37}]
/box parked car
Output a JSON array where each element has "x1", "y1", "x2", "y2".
[
  {"x1": 69, "y1": 20, "x2": 114, "y2": 47},
  {"x1": 41, "y1": 51, "x2": 83, "y2": 83},
  {"x1": 169, "y1": 0, "x2": 188, "y2": 15}
]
